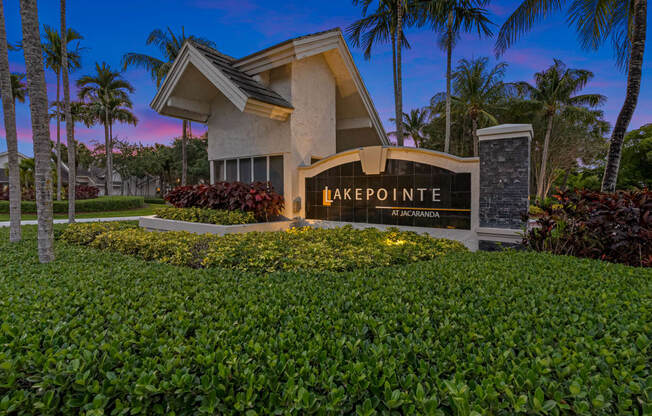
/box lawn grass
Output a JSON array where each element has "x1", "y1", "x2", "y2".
[
  {"x1": 0, "y1": 225, "x2": 649, "y2": 414},
  {"x1": 0, "y1": 203, "x2": 165, "y2": 221}
]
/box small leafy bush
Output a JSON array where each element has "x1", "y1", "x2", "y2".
[
  {"x1": 58, "y1": 221, "x2": 138, "y2": 245},
  {"x1": 154, "y1": 206, "x2": 256, "y2": 225},
  {"x1": 2, "y1": 225, "x2": 650, "y2": 415},
  {"x1": 59, "y1": 223, "x2": 466, "y2": 273},
  {"x1": 74, "y1": 185, "x2": 100, "y2": 200},
  {"x1": 0, "y1": 195, "x2": 144, "y2": 213},
  {"x1": 524, "y1": 189, "x2": 651, "y2": 267},
  {"x1": 165, "y1": 182, "x2": 284, "y2": 221}
]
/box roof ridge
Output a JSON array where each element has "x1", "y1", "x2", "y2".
[
  {"x1": 187, "y1": 39, "x2": 235, "y2": 61},
  {"x1": 235, "y1": 27, "x2": 341, "y2": 63}
]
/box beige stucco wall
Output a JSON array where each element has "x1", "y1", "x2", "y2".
[{"x1": 206, "y1": 64, "x2": 292, "y2": 161}]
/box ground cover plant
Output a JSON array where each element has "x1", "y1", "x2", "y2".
[
  {"x1": 1, "y1": 225, "x2": 650, "y2": 415},
  {"x1": 154, "y1": 206, "x2": 256, "y2": 225},
  {"x1": 59, "y1": 223, "x2": 466, "y2": 273},
  {"x1": 165, "y1": 182, "x2": 284, "y2": 221},
  {"x1": 524, "y1": 189, "x2": 651, "y2": 267},
  {"x1": 0, "y1": 196, "x2": 144, "y2": 214}
]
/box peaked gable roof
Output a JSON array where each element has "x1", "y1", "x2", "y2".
[
  {"x1": 151, "y1": 28, "x2": 388, "y2": 144},
  {"x1": 190, "y1": 41, "x2": 292, "y2": 109}
]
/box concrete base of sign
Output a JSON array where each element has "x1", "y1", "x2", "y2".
[{"x1": 138, "y1": 215, "x2": 294, "y2": 235}]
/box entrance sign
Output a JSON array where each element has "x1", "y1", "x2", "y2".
[{"x1": 299, "y1": 147, "x2": 479, "y2": 231}]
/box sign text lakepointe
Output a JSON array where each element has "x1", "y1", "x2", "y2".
[{"x1": 305, "y1": 159, "x2": 471, "y2": 229}]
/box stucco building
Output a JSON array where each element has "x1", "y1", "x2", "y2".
[{"x1": 151, "y1": 28, "x2": 389, "y2": 216}]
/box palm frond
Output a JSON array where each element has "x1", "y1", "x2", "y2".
[{"x1": 495, "y1": 0, "x2": 564, "y2": 55}]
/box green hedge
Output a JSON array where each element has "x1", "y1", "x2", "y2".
[
  {"x1": 0, "y1": 196, "x2": 144, "y2": 214},
  {"x1": 154, "y1": 206, "x2": 256, "y2": 225},
  {"x1": 2, "y1": 225, "x2": 650, "y2": 415},
  {"x1": 59, "y1": 223, "x2": 466, "y2": 272},
  {"x1": 144, "y1": 197, "x2": 165, "y2": 204}
]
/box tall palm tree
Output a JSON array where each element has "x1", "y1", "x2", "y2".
[
  {"x1": 19, "y1": 0, "x2": 55, "y2": 262},
  {"x1": 514, "y1": 60, "x2": 605, "y2": 199},
  {"x1": 495, "y1": 0, "x2": 647, "y2": 193},
  {"x1": 122, "y1": 27, "x2": 215, "y2": 185},
  {"x1": 42, "y1": 25, "x2": 82, "y2": 200},
  {"x1": 60, "y1": 0, "x2": 76, "y2": 222},
  {"x1": 422, "y1": 0, "x2": 493, "y2": 154},
  {"x1": 77, "y1": 62, "x2": 136, "y2": 195},
  {"x1": 0, "y1": 0, "x2": 21, "y2": 242},
  {"x1": 348, "y1": 0, "x2": 416, "y2": 145}
]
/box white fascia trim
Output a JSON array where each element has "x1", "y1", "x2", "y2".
[{"x1": 150, "y1": 43, "x2": 249, "y2": 114}]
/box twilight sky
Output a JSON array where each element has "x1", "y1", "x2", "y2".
[{"x1": 1, "y1": 0, "x2": 651, "y2": 157}]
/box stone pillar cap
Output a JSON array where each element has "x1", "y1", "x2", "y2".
[{"x1": 477, "y1": 124, "x2": 533, "y2": 141}]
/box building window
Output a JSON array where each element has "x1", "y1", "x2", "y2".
[
  {"x1": 239, "y1": 158, "x2": 251, "y2": 183},
  {"x1": 226, "y1": 159, "x2": 237, "y2": 182},
  {"x1": 212, "y1": 155, "x2": 284, "y2": 195}
]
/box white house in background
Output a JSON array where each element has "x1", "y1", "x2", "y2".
[
  {"x1": 0, "y1": 151, "x2": 29, "y2": 187},
  {"x1": 151, "y1": 28, "x2": 389, "y2": 217}
]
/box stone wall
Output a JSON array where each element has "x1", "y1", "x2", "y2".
[{"x1": 478, "y1": 136, "x2": 530, "y2": 229}]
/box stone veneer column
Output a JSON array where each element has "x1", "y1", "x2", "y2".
[{"x1": 476, "y1": 124, "x2": 532, "y2": 250}]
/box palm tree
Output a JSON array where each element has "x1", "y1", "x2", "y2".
[
  {"x1": 60, "y1": 0, "x2": 76, "y2": 222},
  {"x1": 495, "y1": 0, "x2": 647, "y2": 193},
  {"x1": 42, "y1": 25, "x2": 82, "y2": 200},
  {"x1": 10, "y1": 73, "x2": 28, "y2": 103},
  {"x1": 19, "y1": 0, "x2": 55, "y2": 262},
  {"x1": 422, "y1": 0, "x2": 493, "y2": 154},
  {"x1": 0, "y1": 0, "x2": 21, "y2": 242},
  {"x1": 122, "y1": 27, "x2": 215, "y2": 185},
  {"x1": 77, "y1": 62, "x2": 136, "y2": 195},
  {"x1": 347, "y1": 0, "x2": 416, "y2": 146},
  {"x1": 514, "y1": 60, "x2": 605, "y2": 199},
  {"x1": 390, "y1": 108, "x2": 429, "y2": 147}
]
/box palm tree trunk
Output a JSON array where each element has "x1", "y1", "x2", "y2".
[
  {"x1": 601, "y1": 0, "x2": 647, "y2": 192},
  {"x1": 104, "y1": 111, "x2": 111, "y2": 196},
  {"x1": 0, "y1": 0, "x2": 21, "y2": 242},
  {"x1": 395, "y1": 0, "x2": 404, "y2": 146},
  {"x1": 182, "y1": 119, "x2": 187, "y2": 185},
  {"x1": 537, "y1": 115, "x2": 554, "y2": 199},
  {"x1": 472, "y1": 116, "x2": 479, "y2": 157},
  {"x1": 444, "y1": 15, "x2": 453, "y2": 154},
  {"x1": 56, "y1": 70, "x2": 61, "y2": 200},
  {"x1": 391, "y1": 30, "x2": 398, "y2": 145},
  {"x1": 19, "y1": 0, "x2": 54, "y2": 262},
  {"x1": 61, "y1": 0, "x2": 74, "y2": 222}
]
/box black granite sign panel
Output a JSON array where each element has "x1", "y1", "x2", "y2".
[{"x1": 305, "y1": 159, "x2": 471, "y2": 229}]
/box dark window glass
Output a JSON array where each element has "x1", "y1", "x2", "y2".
[
  {"x1": 214, "y1": 160, "x2": 224, "y2": 182},
  {"x1": 254, "y1": 157, "x2": 267, "y2": 182},
  {"x1": 239, "y1": 158, "x2": 252, "y2": 183},
  {"x1": 269, "y1": 155, "x2": 284, "y2": 195},
  {"x1": 226, "y1": 159, "x2": 237, "y2": 182}
]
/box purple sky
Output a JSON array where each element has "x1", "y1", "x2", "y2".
[{"x1": 1, "y1": 0, "x2": 651, "y2": 157}]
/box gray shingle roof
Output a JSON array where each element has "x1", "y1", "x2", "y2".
[{"x1": 190, "y1": 41, "x2": 293, "y2": 109}]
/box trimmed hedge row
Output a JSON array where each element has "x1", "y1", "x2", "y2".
[
  {"x1": 2, "y1": 225, "x2": 650, "y2": 415},
  {"x1": 144, "y1": 197, "x2": 166, "y2": 205},
  {"x1": 0, "y1": 196, "x2": 144, "y2": 214},
  {"x1": 59, "y1": 222, "x2": 467, "y2": 272},
  {"x1": 154, "y1": 206, "x2": 256, "y2": 225}
]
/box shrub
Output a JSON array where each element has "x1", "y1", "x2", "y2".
[
  {"x1": 165, "y1": 182, "x2": 284, "y2": 221},
  {"x1": 74, "y1": 185, "x2": 100, "y2": 200},
  {"x1": 0, "y1": 196, "x2": 144, "y2": 213},
  {"x1": 59, "y1": 223, "x2": 466, "y2": 273},
  {"x1": 524, "y1": 189, "x2": 651, "y2": 267},
  {"x1": 154, "y1": 206, "x2": 256, "y2": 225},
  {"x1": 58, "y1": 221, "x2": 138, "y2": 245},
  {"x1": 2, "y1": 225, "x2": 650, "y2": 415}
]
